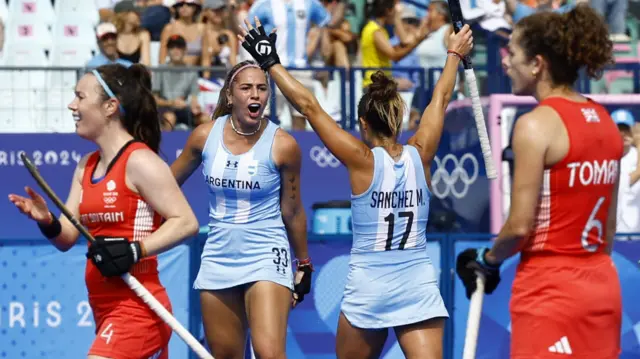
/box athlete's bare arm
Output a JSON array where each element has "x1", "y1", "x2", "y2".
[
  {"x1": 171, "y1": 122, "x2": 212, "y2": 186},
  {"x1": 127, "y1": 149, "x2": 199, "y2": 256},
  {"x1": 605, "y1": 175, "x2": 620, "y2": 254},
  {"x1": 407, "y1": 53, "x2": 461, "y2": 167},
  {"x1": 273, "y1": 130, "x2": 309, "y2": 261},
  {"x1": 486, "y1": 110, "x2": 552, "y2": 263},
  {"x1": 267, "y1": 64, "x2": 372, "y2": 172}
]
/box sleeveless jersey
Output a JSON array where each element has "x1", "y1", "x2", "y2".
[
  {"x1": 202, "y1": 116, "x2": 284, "y2": 228},
  {"x1": 79, "y1": 141, "x2": 165, "y2": 311},
  {"x1": 351, "y1": 146, "x2": 431, "y2": 255},
  {"x1": 522, "y1": 97, "x2": 623, "y2": 258}
]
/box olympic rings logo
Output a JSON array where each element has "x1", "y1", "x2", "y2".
[
  {"x1": 103, "y1": 197, "x2": 117, "y2": 205},
  {"x1": 310, "y1": 146, "x2": 341, "y2": 168},
  {"x1": 431, "y1": 153, "x2": 479, "y2": 199}
]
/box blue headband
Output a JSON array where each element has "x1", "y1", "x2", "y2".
[{"x1": 92, "y1": 69, "x2": 126, "y2": 115}]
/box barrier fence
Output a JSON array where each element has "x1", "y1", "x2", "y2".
[
  {"x1": 1, "y1": 63, "x2": 639, "y2": 133},
  {"x1": 0, "y1": 233, "x2": 638, "y2": 359}
]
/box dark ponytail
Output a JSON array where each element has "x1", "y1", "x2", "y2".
[{"x1": 94, "y1": 63, "x2": 161, "y2": 153}]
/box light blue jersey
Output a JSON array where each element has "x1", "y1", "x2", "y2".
[
  {"x1": 341, "y1": 146, "x2": 449, "y2": 329},
  {"x1": 248, "y1": 0, "x2": 330, "y2": 67},
  {"x1": 193, "y1": 116, "x2": 293, "y2": 291}
]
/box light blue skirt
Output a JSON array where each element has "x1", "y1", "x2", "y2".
[
  {"x1": 341, "y1": 249, "x2": 449, "y2": 329},
  {"x1": 194, "y1": 224, "x2": 293, "y2": 291}
]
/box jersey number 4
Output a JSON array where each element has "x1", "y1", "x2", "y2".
[{"x1": 383, "y1": 211, "x2": 414, "y2": 251}]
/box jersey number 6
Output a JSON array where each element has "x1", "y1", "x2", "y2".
[
  {"x1": 384, "y1": 211, "x2": 414, "y2": 251},
  {"x1": 582, "y1": 196, "x2": 605, "y2": 252}
]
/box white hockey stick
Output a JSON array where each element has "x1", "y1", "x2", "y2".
[{"x1": 463, "y1": 272, "x2": 486, "y2": 359}]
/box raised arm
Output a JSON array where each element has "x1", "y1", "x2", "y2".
[
  {"x1": 238, "y1": 18, "x2": 371, "y2": 171},
  {"x1": 407, "y1": 25, "x2": 473, "y2": 166},
  {"x1": 128, "y1": 149, "x2": 199, "y2": 256},
  {"x1": 171, "y1": 122, "x2": 212, "y2": 186}
]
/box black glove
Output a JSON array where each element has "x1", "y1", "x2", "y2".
[
  {"x1": 240, "y1": 22, "x2": 280, "y2": 71},
  {"x1": 86, "y1": 237, "x2": 144, "y2": 277},
  {"x1": 293, "y1": 260, "x2": 313, "y2": 304},
  {"x1": 456, "y1": 247, "x2": 502, "y2": 299}
]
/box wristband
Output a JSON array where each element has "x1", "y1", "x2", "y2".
[
  {"x1": 38, "y1": 212, "x2": 62, "y2": 239},
  {"x1": 476, "y1": 247, "x2": 501, "y2": 269},
  {"x1": 447, "y1": 50, "x2": 464, "y2": 61},
  {"x1": 295, "y1": 257, "x2": 314, "y2": 270}
]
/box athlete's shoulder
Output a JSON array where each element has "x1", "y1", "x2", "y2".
[
  {"x1": 187, "y1": 120, "x2": 215, "y2": 152},
  {"x1": 272, "y1": 127, "x2": 301, "y2": 168}
]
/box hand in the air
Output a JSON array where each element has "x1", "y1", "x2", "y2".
[
  {"x1": 8, "y1": 186, "x2": 53, "y2": 224},
  {"x1": 456, "y1": 247, "x2": 501, "y2": 299},
  {"x1": 237, "y1": 17, "x2": 280, "y2": 71},
  {"x1": 447, "y1": 24, "x2": 474, "y2": 59}
]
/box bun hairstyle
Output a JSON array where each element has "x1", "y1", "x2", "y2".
[
  {"x1": 515, "y1": 3, "x2": 614, "y2": 85},
  {"x1": 93, "y1": 63, "x2": 161, "y2": 153},
  {"x1": 357, "y1": 71, "x2": 406, "y2": 138}
]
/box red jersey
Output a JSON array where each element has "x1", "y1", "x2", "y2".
[
  {"x1": 522, "y1": 97, "x2": 623, "y2": 260},
  {"x1": 79, "y1": 141, "x2": 168, "y2": 315}
]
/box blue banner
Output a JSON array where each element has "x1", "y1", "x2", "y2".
[
  {"x1": 0, "y1": 241, "x2": 191, "y2": 358},
  {"x1": 0, "y1": 108, "x2": 490, "y2": 239}
]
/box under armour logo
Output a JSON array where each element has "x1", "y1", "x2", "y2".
[
  {"x1": 255, "y1": 40, "x2": 272, "y2": 56},
  {"x1": 226, "y1": 160, "x2": 238, "y2": 168}
]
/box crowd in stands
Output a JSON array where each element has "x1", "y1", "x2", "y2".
[{"x1": 0, "y1": 0, "x2": 637, "y2": 132}]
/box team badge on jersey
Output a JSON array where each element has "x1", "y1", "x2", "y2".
[{"x1": 246, "y1": 160, "x2": 259, "y2": 176}]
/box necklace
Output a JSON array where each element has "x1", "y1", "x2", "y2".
[{"x1": 231, "y1": 117, "x2": 262, "y2": 136}]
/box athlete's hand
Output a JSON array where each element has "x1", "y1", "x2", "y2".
[
  {"x1": 292, "y1": 259, "x2": 313, "y2": 308},
  {"x1": 456, "y1": 247, "x2": 501, "y2": 299},
  {"x1": 447, "y1": 24, "x2": 474, "y2": 59},
  {"x1": 8, "y1": 186, "x2": 53, "y2": 224},
  {"x1": 86, "y1": 237, "x2": 145, "y2": 277},
  {"x1": 237, "y1": 17, "x2": 280, "y2": 71}
]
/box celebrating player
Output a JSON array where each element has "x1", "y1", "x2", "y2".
[
  {"x1": 238, "y1": 17, "x2": 472, "y2": 358},
  {"x1": 8, "y1": 64, "x2": 200, "y2": 359},
  {"x1": 455, "y1": 5, "x2": 621, "y2": 358},
  {"x1": 170, "y1": 60, "x2": 312, "y2": 358}
]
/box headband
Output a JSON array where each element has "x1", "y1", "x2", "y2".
[
  {"x1": 228, "y1": 63, "x2": 261, "y2": 85},
  {"x1": 92, "y1": 69, "x2": 126, "y2": 115}
]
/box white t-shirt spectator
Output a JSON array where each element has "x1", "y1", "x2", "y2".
[{"x1": 617, "y1": 147, "x2": 640, "y2": 236}]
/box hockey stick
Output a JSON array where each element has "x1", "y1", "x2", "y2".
[
  {"x1": 20, "y1": 152, "x2": 214, "y2": 359},
  {"x1": 462, "y1": 272, "x2": 486, "y2": 359},
  {"x1": 446, "y1": 0, "x2": 497, "y2": 179}
]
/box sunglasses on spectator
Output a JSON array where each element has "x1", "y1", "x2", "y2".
[{"x1": 100, "y1": 33, "x2": 118, "y2": 41}]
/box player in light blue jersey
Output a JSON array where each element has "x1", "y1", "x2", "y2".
[
  {"x1": 239, "y1": 18, "x2": 473, "y2": 358},
  {"x1": 171, "y1": 60, "x2": 313, "y2": 359}
]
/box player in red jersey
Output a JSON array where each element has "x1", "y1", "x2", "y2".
[
  {"x1": 8, "y1": 64, "x2": 199, "y2": 359},
  {"x1": 456, "y1": 5, "x2": 622, "y2": 359}
]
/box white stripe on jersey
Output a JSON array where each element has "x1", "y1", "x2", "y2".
[
  {"x1": 210, "y1": 144, "x2": 229, "y2": 220},
  {"x1": 133, "y1": 200, "x2": 153, "y2": 242},
  {"x1": 373, "y1": 156, "x2": 398, "y2": 251},
  {"x1": 234, "y1": 153, "x2": 257, "y2": 223},
  {"x1": 270, "y1": 0, "x2": 289, "y2": 66},
  {"x1": 530, "y1": 169, "x2": 551, "y2": 251},
  {"x1": 402, "y1": 151, "x2": 419, "y2": 249}
]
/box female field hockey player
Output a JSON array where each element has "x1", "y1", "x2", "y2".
[
  {"x1": 170, "y1": 60, "x2": 312, "y2": 359},
  {"x1": 8, "y1": 63, "x2": 199, "y2": 359},
  {"x1": 456, "y1": 5, "x2": 622, "y2": 358},
  {"x1": 238, "y1": 17, "x2": 473, "y2": 359}
]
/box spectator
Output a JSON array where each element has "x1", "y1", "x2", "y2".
[
  {"x1": 86, "y1": 23, "x2": 134, "y2": 68},
  {"x1": 159, "y1": 0, "x2": 207, "y2": 65},
  {"x1": 591, "y1": 0, "x2": 630, "y2": 40},
  {"x1": 613, "y1": 109, "x2": 640, "y2": 239},
  {"x1": 247, "y1": 0, "x2": 345, "y2": 130},
  {"x1": 139, "y1": 1, "x2": 173, "y2": 41},
  {"x1": 153, "y1": 35, "x2": 207, "y2": 131},
  {"x1": 505, "y1": 0, "x2": 584, "y2": 23},
  {"x1": 360, "y1": 0, "x2": 429, "y2": 88},
  {"x1": 415, "y1": 1, "x2": 452, "y2": 77},
  {"x1": 113, "y1": 1, "x2": 152, "y2": 65},
  {"x1": 96, "y1": 0, "x2": 120, "y2": 22},
  {"x1": 390, "y1": 5, "x2": 422, "y2": 91},
  {"x1": 321, "y1": 0, "x2": 356, "y2": 71},
  {"x1": 201, "y1": 0, "x2": 238, "y2": 76}
]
